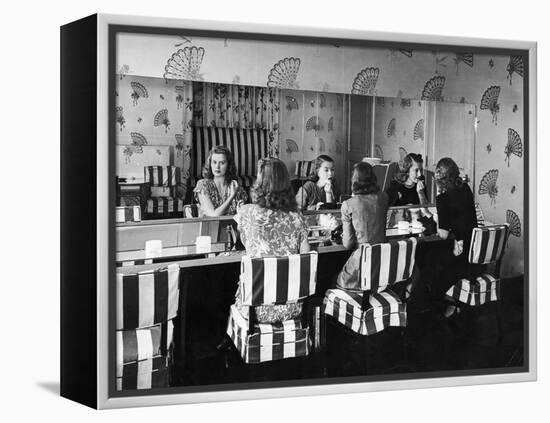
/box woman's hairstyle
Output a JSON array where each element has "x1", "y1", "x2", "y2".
[
  {"x1": 435, "y1": 157, "x2": 463, "y2": 193},
  {"x1": 395, "y1": 153, "x2": 423, "y2": 184},
  {"x1": 251, "y1": 157, "x2": 297, "y2": 212},
  {"x1": 308, "y1": 154, "x2": 335, "y2": 182},
  {"x1": 351, "y1": 162, "x2": 380, "y2": 195},
  {"x1": 202, "y1": 145, "x2": 237, "y2": 183}
]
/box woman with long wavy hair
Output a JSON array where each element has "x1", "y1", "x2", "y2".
[
  {"x1": 434, "y1": 157, "x2": 478, "y2": 317},
  {"x1": 386, "y1": 153, "x2": 429, "y2": 206},
  {"x1": 193, "y1": 145, "x2": 247, "y2": 216},
  {"x1": 233, "y1": 157, "x2": 310, "y2": 323}
]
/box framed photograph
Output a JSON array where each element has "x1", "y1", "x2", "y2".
[{"x1": 60, "y1": 13, "x2": 537, "y2": 409}]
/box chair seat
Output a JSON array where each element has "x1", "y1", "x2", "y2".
[
  {"x1": 445, "y1": 273, "x2": 500, "y2": 306},
  {"x1": 323, "y1": 288, "x2": 406, "y2": 336},
  {"x1": 116, "y1": 355, "x2": 169, "y2": 391},
  {"x1": 116, "y1": 320, "x2": 174, "y2": 367},
  {"x1": 226, "y1": 304, "x2": 310, "y2": 364},
  {"x1": 145, "y1": 197, "x2": 184, "y2": 215}
]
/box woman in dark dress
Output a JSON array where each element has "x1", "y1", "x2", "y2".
[
  {"x1": 434, "y1": 157, "x2": 478, "y2": 317},
  {"x1": 296, "y1": 155, "x2": 341, "y2": 210},
  {"x1": 386, "y1": 153, "x2": 429, "y2": 206}
]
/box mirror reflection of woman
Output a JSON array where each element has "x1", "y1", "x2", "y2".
[
  {"x1": 386, "y1": 153, "x2": 429, "y2": 207},
  {"x1": 193, "y1": 145, "x2": 247, "y2": 217},
  {"x1": 233, "y1": 157, "x2": 310, "y2": 323},
  {"x1": 336, "y1": 162, "x2": 389, "y2": 290},
  {"x1": 296, "y1": 155, "x2": 340, "y2": 210}
]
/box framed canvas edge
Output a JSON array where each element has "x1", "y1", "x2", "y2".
[{"x1": 94, "y1": 13, "x2": 537, "y2": 409}]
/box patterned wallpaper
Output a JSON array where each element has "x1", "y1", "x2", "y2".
[
  {"x1": 116, "y1": 33, "x2": 525, "y2": 277},
  {"x1": 373, "y1": 97, "x2": 426, "y2": 164},
  {"x1": 278, "y1": 90, "x2": 346, "y2": 193},
  {"x1": 116, "y1": 75, "x2": 188, "y2": 196}
]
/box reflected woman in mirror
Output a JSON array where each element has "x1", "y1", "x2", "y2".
[
  {"x1": 386, "y1": 153, "x2": 429, "y2": 206},
  {"x1": 296, "y1": 155, "x2": 340, "y2": 210},
  {"x1": 336, "y1": 162, "x2": 389, "y2": 290},
  {"x1": 193, "y1": 145, "x2": 247, "y2": 216},
  {"x1": 434, "y1": 157, "x2": 477, "y2": 317},
  {"x1": 233, "y1": 157, "x2": 310, "y2": 323}
]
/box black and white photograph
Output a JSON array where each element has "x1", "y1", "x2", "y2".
[
  {"x1": 4, "y1": 0, "x2": 542, "y2": 418},
  {"x1": 104, "y1": 17, "x2": 532, "y2": 399}
]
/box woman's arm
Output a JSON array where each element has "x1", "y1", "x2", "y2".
[
  {"x1": 197, "y1": 181, "x2": 238, "y2": 217},
  {"x1": 341, "y1": 202, "x2": 356, "y2": 249},
  {"x1": 299, "y1": 237, "x2": 311, "y2": 253}
]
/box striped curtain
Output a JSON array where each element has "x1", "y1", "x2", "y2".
[{"x1": 192, "y1": 82, "x2": 280, "y2": 157}]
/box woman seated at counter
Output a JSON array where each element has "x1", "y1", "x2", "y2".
[
  {"x1": 336, "y1": 162, "x2": 389, "y2": 290},
  {"x1": 193, "y1": 145, "x2": 248, "y2": 216},
  {"x1": 234, "y1": 157, "x2": 310, "y2": 323},
  {"x1": 296, "y1": 155, "x2": 341, "y2": 210},
  {"x1": 386, "y1": 153, "x2": 429, "y2": 206},
  {"x1": 433, "y1": 157, "x2": 478, "y2": 317}
]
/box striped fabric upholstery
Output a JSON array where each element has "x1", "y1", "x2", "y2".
[
  {"x1": 474, "y1": 203, "x2": 485, "y2": 226},
  {"x1": 116, "y1": 320, "x2": 174, "y2": 366},
  {"x1": 295, "y1": 160, "x2": 314, "y2": 178},
  {"x1": 323, "y1": 289, "x2": 406, "y2": 336},
  {"x1": 359, "y1": 238, "x2": 417, "y2": 292},
  {"x1": 116, "y1": 206, "x2": 141, "y2": 223},
  {"x1": 226, "y1": 305, "x2": 310, "y2": 364},
  {"x1": 445, "y1": 274, "x2": 500, "y2": 306},
  {"x1": 146, "y1": 197, "x2": 184, "y2": 215},
  {"x1": 192, "y1": 127, "x2": 269, "y2": 180},
  {"x1": 239, "y1": 252, "x2": 318, "y2": 306},
  {"x1": 116, "y1": 264, "x2": 180, "y2": 331},
  {"x1": 116, "y1": 355, "x2": 169, "y2": 391},
  {"x1": 183, "y1": 203, "x2": 199, "y2": 218},
  {"x1": 468, "y1": 225, "x2": 509, "y2": 264},
  {"x1": 144, "y1": 166, "x2": 181, "y2": 187}
]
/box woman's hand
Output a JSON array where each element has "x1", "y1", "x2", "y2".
[
  {"x1": 228, "y1": 180, "x2": 238, "y2": 198},
  {"x1": 324, "y1": 180, "x2": 334, "y2": 202},
  {"x1": 416, "y1": 179, "x2": 425, "y2": 193}
]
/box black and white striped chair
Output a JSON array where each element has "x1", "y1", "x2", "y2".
[
  {"x1": 225, "y1": 252, "x2": 318, "y2": 364},
  {"x1": 188, "y1": 127, "x2": 268, "y2": 199},
  {"x1": 323, "y1": 238, "x2": 417, "y2": 338},
  {"x1": 115, "y1": 264, "x2": 180, "y2": 390},
  {"x1": 115, "y1": 205, "x2": 141, "y2": 223},
  {"x1": 144, "y1": 166, "x2": 184, "y2": 219},
  {"x1": 445, "y1": 224, "x2": 509, "y2": 307}
]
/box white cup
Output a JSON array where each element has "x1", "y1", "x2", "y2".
[
  {"x1": 145, "y1": 240, "x2": 162, "y2": 257},
  {"x1": 195, "y1": 235, "x2": 212, "y2": 253}
]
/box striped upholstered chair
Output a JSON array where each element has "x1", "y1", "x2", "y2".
[
  {"x1": 144, "y1": 166, "x2": 184, "y2": 219},
  {"x1": 115, "y1": 264, "x2": 180, "y2": 390},
  {"x1": 188, "y1": 127, "x2": 269, "y2": 199},
  {"x1": 322, "y1": 238, "x2": 417, "y2": 338},
  {"x1": 225, "y1": 252, "x2": 318, "y2": 364},
  {"x1": 445, "y1": 224, "x2": 509, "y2": 307}
]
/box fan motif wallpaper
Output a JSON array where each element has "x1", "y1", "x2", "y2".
[{"x1": 116, "y1": 34, "x2": 525, "y2": 277}]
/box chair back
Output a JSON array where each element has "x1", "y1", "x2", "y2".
[
  {"x1": 239, "y1": 252, "x2": 318, "y2": 306},
  {"x1": 116, "y1": 206, "x2": 141, "y2": 223},
  {"x1": 144, "y1": 166, "x2": 181, "y2": 188},
  {"x1": 295, "y1": 160, "x2": 314, "y2": 178},
  {"x1": 474, "y1": 203, "x2": 486, "y2": 227},
  {"x1": 468, "y1": 224, "x2": 509, "y2": 264},
  {"x1": 116, "y1": 264, "x2": 180, "y2": 330},
  {"x1": 359, "y1": 237, "x2": 417, "y2": 292}
]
